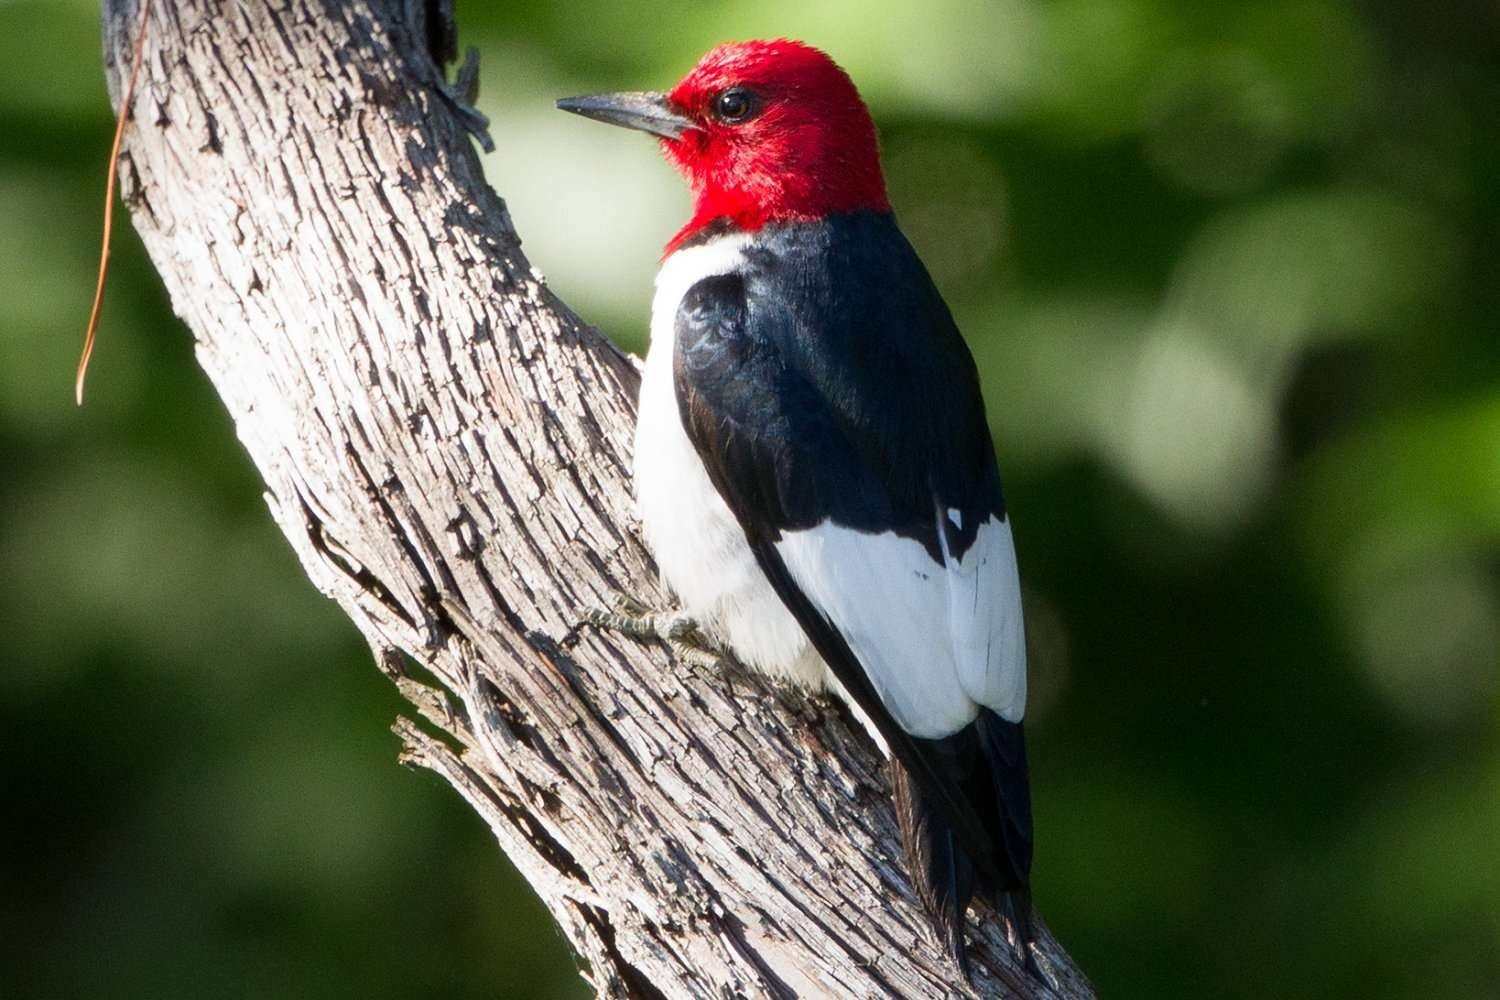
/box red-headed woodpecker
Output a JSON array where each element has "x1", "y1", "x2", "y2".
[{"x1": 561, "y1": 39, "x2": 1037, "y2": 980}]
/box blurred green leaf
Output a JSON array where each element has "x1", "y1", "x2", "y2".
[{"x1": 2, "y1": 1, "x2": 1496, "y2": 997}]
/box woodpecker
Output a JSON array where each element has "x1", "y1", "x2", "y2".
[{"x1": 560, "y1": 39, "x2": 1037, "y2": 980}]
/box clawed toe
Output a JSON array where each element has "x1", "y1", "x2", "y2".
[
  {"x1": 610, "y1": 594, "x2": 651, "y2": 618},
  {"x1": 662, "y1": 615, "x2": 715, "y2": 651},
  {"x1": 669, "y1": 642, "x2": 724, "y2": 673},
  {"x1": 580, "y1": 594, "x2": 724, "y2": 664}
]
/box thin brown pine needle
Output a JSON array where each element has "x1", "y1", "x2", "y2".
[{"x1": 76, "y1": 0, "x2": 153, "y2": 407}]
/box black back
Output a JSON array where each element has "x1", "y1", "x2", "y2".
[
  {"x1": 674, "y1": 211, "x2": 1006, "y2": 565},
  {"x1": 671, "y1": 212, "x2": 1035, "y2": 976}
]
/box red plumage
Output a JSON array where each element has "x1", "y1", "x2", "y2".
[{"x1": 659, "y1": 40, "x2": 891, "y2": 253}]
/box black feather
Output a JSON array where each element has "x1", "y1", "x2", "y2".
[
  {"x1": 670, "y1": 211, "x2": 1037, "y2": 976},
  {"x1": 889, "y1": 712, "x2": 1037, "y2": 983},
  {"x1": 891, "y1": 756, "x2": 977, "y2": 981}
]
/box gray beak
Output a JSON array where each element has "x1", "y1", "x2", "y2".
[{"x1": 555, "y1": 91, "x2": 695, "y2": 140}]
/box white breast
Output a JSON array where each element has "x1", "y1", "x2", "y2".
[
  {"x1": 634, "y1": 235, "x2": 826, "y2": 688},
  {"x1": 633, "y1": 236, "x2": 1027, "y2": 747}
]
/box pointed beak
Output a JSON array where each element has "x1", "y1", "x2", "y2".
[{"x1": 555, "y1": 91, "x2": 695, "y2": 140}]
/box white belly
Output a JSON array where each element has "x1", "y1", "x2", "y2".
[
  {"x1": 633, "y1": 235, "x2": 825, "y2": 688},
  {"x1": 634, "y1": 333, "x2": 826, "y2": 687}
]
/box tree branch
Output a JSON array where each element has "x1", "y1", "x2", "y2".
[{"x1": 99, "y1": 2, "x2": 1093, "y2": 996}]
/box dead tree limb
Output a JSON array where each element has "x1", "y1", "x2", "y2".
[{"x1": 98, "y1": 2, "x2": 1093, "y2": 996}]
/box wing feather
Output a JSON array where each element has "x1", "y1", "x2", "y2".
[{"x1": 669, "y1": 216, "x2": 1030, "y2": 897}]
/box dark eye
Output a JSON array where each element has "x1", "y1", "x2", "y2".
[{"x1": 712, "y1": 87, "x2": 758, "y2": 123}]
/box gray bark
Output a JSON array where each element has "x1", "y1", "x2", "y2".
[{"x1": 98, "y1": 1, "x2": 1094, "y2": 996}]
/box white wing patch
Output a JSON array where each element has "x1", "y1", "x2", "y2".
[
  {"x1": 937, "y1": 513, "x2": 1027, "y2": 723},
  {"x1": 774, "y1": 513, "x2": 1026, "y2": 739}
]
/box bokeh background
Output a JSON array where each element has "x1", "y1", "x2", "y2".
[{"x1": 2, "y1": 0, "x2": 1497, "y2": 997}]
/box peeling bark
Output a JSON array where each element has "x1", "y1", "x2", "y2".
[{"x1": 99, "y1": 2, "x2": 1094, "y2": 996}]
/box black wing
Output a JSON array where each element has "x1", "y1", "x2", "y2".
[{"x1": 669, "y1": 215, "x2": 1033, "y2": 959}]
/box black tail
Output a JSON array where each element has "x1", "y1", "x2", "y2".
[{"x1": 890, "y1": 708, "x2": 1036, "y2": 981}]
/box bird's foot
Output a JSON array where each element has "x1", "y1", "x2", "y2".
[
  {"x1": 441, "y1": 47, "x2": 494, "y2": 152},
  {"x1": 400, "y1": 0, "x2": 494, "y2": 151},
  {"x1": 1005, "y1": 923, "x2": 1052, "y2": 988},
  {"x1": 582, "y1": 595, "x2": 724, "y2": 669}
]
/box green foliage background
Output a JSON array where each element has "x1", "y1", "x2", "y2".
[{"x1": 2, "y1": 1, "x2": 1496, "y2": 997}]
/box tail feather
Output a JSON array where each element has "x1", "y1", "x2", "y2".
[
  {"x1": 891, "y1": 709, "x2": 1036, "y2": 981},
  {"x1": 891, "y1": 762, "x2": 977, "y2": 980},
  {"x1": 975, "y1": 712, "x2": 1033, "y2": 899}
]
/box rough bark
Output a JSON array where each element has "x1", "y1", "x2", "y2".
[{"x1": 98, "y1": 2, "x2": 1094, "y2": 997}]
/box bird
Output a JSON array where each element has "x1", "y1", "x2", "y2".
[{"x1": 559, "y1": 39, "x2": 1038, "y2": 982}]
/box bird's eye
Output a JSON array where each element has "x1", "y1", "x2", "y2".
[{"x1": 712, "y1": 87, "x2": 758, "y2": 123}]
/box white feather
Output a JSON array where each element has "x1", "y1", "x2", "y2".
[
  {"x1": 635, "y1": 235, "x2": 825, "y2": 688},
  {"x1": 635, "y1": 233, "x2": 1027, "y2": 747},
  {"x1": 937, "y1": 514, "x2": 1027, "y2": 723},
  {"x1": 775, "y1": 516, "x2": 1026, "y2": 739}
]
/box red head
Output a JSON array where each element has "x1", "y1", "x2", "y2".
[
  {"x1": 559, "y1": 40, "x2": 890, "y2": 253},
  {"x1": 662, "y1": 40, "x2": 891, "y2": 248}
]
